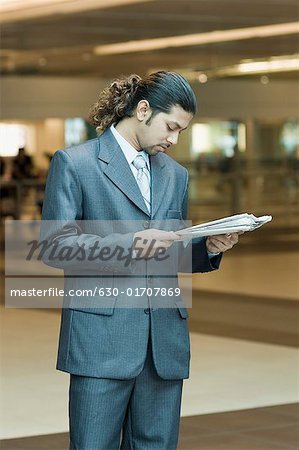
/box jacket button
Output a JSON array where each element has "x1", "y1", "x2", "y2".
[
  {"x1": 142, "y1": 221, "x2": 150, "y2": 229},
  {"x1": 144, "y1": 308, "x2": 150, "y2": 314}
]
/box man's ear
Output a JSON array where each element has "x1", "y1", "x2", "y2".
[{"x1": 136, "y1": 100, "x2": 151, "y2": 122}]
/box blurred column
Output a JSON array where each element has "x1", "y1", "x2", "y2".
[
  {"x1": 245, "y1": 119, "x2": 259, "y2": 211},
  {"x1": 230, "y1": 121, "x2": 243, "y2": 214}
]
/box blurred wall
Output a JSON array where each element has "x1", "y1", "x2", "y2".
[
  {"x1": 1, "y1": 77, "x2": 298, "y2": 121},
  {"x1": 1, "y1": 76, "x2": 298, "y2": 165}
]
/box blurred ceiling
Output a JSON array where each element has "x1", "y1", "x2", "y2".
[{"x1": 0, "y1": 0, "x2": 298, "y2": 80}]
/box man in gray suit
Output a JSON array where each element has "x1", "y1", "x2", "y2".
[{"x1": 42, "y1": 71, "x2": 238, "y2": 449}]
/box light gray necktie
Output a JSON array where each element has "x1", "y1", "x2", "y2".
[{"x1": 132, "y1": 154, "x2": 151, "y2": 213}]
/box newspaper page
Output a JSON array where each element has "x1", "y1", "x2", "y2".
[{"x1": 177, "y1": 213, "x2": 272, "y2": 238}]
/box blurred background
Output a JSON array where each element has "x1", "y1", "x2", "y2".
[{"x1": 0, "y1": 1, "x2": 298, "y2": 449}]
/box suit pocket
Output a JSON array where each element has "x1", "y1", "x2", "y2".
[
  {"x1": 69, "y1": 297, "x2": 117, "y2": 316},
  {"x1": 157, "y1": 209, "x2": 185, "y2": 232},
  {"x1": 166, "y1": 210, "x2": 183, "y2": 219},
  {"x1": 166, "y1": 209, "x2": 191, "y2": 229},
  {"x1": 67, "y1": 276, "x2": 117, "y2": 315}
]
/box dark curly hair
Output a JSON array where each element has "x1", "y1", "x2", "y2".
[{"x1": 88, "y1": 71, "x2": 197, "y2": 132}]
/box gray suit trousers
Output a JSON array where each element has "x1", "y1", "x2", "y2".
[{"x1": 69, "y1": 332, "x2": 183, "y2": 450}]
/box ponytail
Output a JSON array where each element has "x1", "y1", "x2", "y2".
[
  {"x1": 89, "y1": 74, "x2": 141, "y2": 132},
  {"x1": 89, "y1": 71, "x2": 196, "y2": 133}
]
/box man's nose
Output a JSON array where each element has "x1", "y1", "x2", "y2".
[{"x1": 167, "y1": 132, "x2": 179, "y2": 145}]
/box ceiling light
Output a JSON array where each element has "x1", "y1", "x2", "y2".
[
  {"x1": 238, "y1": 57, "x2": 299, "y2": 74},
  {"x1": 175, "y1": 55, "x2": 299, "y2": 80},
  {"x1": 198, "y1": 73, "x2": 208, "y2": 83},
  {"x1": 0, "y1": 0, "x2": 151, "y2": 23},
  {"x1": 260, "y1": 75, "x2": 270, "y2": 85},
  {"x1": 94, "y1": 22, "x2": 299, "y2": 55}
]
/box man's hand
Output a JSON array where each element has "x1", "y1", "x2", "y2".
[
  {"x1": 206, "y1": 233, "x2": 239, "y2": 254},
  {"x1": 133, "y1": 229, "x2": 180, "y2": 259}
]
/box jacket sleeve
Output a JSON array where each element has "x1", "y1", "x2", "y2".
[
  {"x1": 40, "y1": 150, "x2": 135, "y2": 274},
  {"x1": 179, "y1": 167, "x2": 222, "y2": 273}
]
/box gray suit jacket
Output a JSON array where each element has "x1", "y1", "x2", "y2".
[{"x1": 42, "y1": 128, "x2": 221, "y2": 380}]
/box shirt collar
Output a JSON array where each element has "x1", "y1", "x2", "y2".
[{"x1": 110, "y1": 124, "x2": 150, "y2": 169}]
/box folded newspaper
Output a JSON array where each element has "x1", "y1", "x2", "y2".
[{"x1": 177, "y1": 213, "x2": 272, "y2": 238}]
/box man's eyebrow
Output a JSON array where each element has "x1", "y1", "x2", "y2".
[{"x1": 170, "y1": 121, "x2": 187, "y2": 131}]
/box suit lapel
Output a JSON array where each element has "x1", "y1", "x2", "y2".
[{"x1": 98, "y1": 129, "x2": 150, "y2": 216}]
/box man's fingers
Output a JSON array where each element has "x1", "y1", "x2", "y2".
[
  {"x1": 209, "y1": 236, "x2": 233, "y2": 248},
  {"x1": 141, "y1": 229, "x2": 180, "y2": 240},
  {"x1": 159, "y1": 231, "x2": 181, "y2": 241},
  {"x1": 207, "y1": 232, "x2": 239, "y2": 253},
  {"x1": 208, "y1": 241, "x2": 230, "y2": 252},
  {"x1": 227, "y1": 233, "x2": 239, "y2": 244},
  {"x1": 213, "y1": 233, "x2": 238, "y2": 246},
  {"x1": 133, "y1": 229, "x2": 182, "y2": 259}
]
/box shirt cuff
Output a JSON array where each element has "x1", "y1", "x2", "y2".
[
  {"x1": 207, "y1": 250, "x2": 220, "y2": 258},
  {"x1": 183, "y1": 237, "x2": 219, "y2": 259}
]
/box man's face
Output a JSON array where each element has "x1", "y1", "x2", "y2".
[{"x1": 136, "y1": 104, "x2": 193, "y2": 156}]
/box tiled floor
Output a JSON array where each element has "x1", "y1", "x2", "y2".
[{"x1": 182, "y1": 333, "x2": 299, "y2": 417}]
